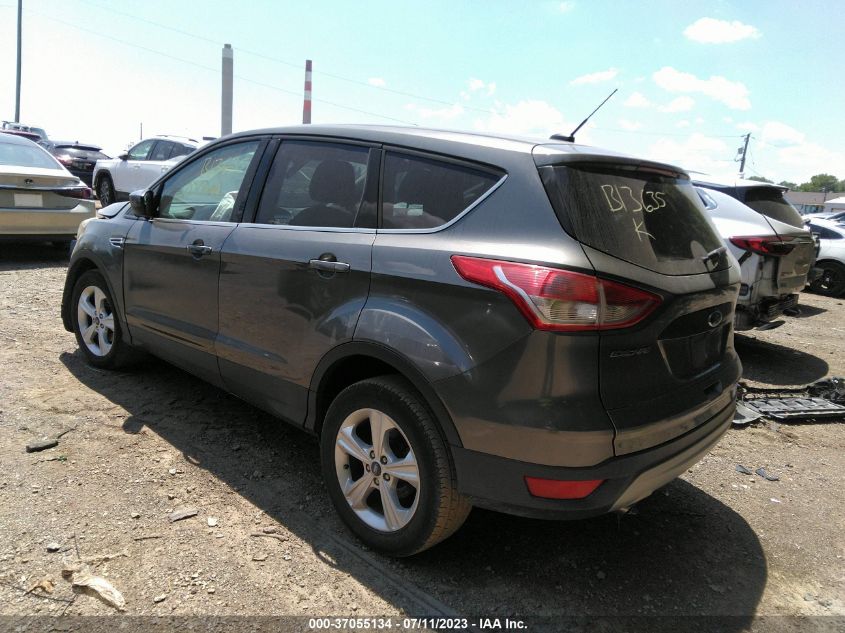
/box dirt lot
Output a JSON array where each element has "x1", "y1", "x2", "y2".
[{"x1": 1, "y1": 242, "x2": 843, "y2": 630}]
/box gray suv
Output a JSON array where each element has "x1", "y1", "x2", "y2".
[{"x1": 61, "y1": 126, "x2": 741, "y2": 555}]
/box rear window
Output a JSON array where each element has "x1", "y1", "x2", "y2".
[
  {"x1": 0, "y1": 141, "x2": 62, "y2": 170},
  {"x1": 742, "y1": 187, "x2": 804, "y2": 228},
  {"x1": 539, "y1": 163, "x2": 725, "y2": 275},
  {"x1": 382, "y1": 152, "x2": 500, "y2": 229}
]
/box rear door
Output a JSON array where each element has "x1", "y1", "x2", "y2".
[
  {"x1": 123, "y1": 138, "x2": 264, "y2": 386},
  {"x1": 537, "y1": 157, "x2": 741, "y2": 455},
  {"x1": 217, "y1": 139, "x2": 377, "y2": 424},
  {"x1": 112, "y1": 139, "x2": 155, "y2": 194}
]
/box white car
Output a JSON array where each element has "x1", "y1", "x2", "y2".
[
  {"x1": 696, "y1": 187, "x2": 815, "y2": 330},
  {"x1": 806, "y1": 218, "x2": 845, "y2": 296},
  {"x1": 92, "y1": 136, "x2": 198, "y2": 206}
]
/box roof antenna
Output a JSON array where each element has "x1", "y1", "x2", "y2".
[{"x1": 551, "y1": 88, "x2": 618, "y2": 143}]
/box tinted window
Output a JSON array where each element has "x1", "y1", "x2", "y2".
[
  {"x1": 743, "y1": 187, "x2": 804, "y2": 228},
  {"x1": 0, "y1": 140, "x2": 61, "y2": 169},
  {"x1": 382, "y1": 153, "x2": 499, "y2": 229},
  {"x1": 128, "y1": 139, "x2": 155, "y2": 160},
  {"x1": 158, "y1": 141, "x2": 259, "y2": 222},
  {"x1": 540, "y1": 164, "x2": 725, "y2": 275},
  {"x1": 150, "y1": 141, "x2": 173, "y2": 161},
  {"x1": 170, "y1": 143, "x2": 193, "y2": 159},
  {"x1": 255, "y1": 141, "x2": 369, "y2": 228},
  {"x1": 809, "y1": 224, "x2": 843, "y2": 240}
]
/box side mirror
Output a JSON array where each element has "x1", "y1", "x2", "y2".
[
  {"x1": 118, "y1": 153, "x2": 129, "y2": 161},
  {"x1": 129, "y1": 189, "x2": 156, "y2": 218}
]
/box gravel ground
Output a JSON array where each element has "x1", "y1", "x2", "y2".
[{"x1": 0, "y1": 242, "x2": 843, "y2": 630}]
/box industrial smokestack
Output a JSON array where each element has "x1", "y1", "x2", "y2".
[
  {"x1": 221, "y1": 43, "x2": 233, "y2": 136},
  {"x1": 303, "y1": 59, "x2": 312, "y2": 124}
]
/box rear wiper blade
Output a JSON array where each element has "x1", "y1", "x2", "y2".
[{"x1": 702, "y1": 245, "x2": 727, "y2": 269}]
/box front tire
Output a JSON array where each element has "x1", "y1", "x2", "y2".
[
  {"x1": 810, "y1": 261, "x2": 845, "y2": 297},
  {"x1": 96, "y1": 174, "x2": 115, "y2": 207},
  {"x1": 71, "y1": 270, "x2": 138, "y2": 369},
  {"x1": 320, "y1": 376, "x2": 471, "y2": 556}
]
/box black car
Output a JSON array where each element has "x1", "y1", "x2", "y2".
[
  {"x1": 39, "y1": 140, "x2": 110, "y2": 187},
  {"x1": 62, "y1": 125, "x2": 741, "y2": 555}
]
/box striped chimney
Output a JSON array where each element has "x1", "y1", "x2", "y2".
[{"x1": 302, "y1": 59, "x2": 312, "y2": 124}]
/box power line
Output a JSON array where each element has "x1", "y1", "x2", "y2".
[{"x1": 18, "y1": 6, "x2": 418, "y2": 125}]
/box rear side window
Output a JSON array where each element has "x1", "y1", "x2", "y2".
[
  {"x1": 539, "y1": 164, "x2": 725, "y2": 275},
  {"x1": 382, "y1": 152, "x2": 499, "y2": 229},
  {"x1": 150, "y1": 141, "x2": 173, "y2": 161},
  {"x1": 255, "y1": 141, "x2": 369, "y2": 228},
  {"x1": 742, "y1": 187, "x2": 805, "y2": 228}
]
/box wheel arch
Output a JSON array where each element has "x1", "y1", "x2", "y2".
[
  {"x1": 61, "y1": 254, "x2": 128, "y2": 340},
  {"x1": 306, "y1": 342, "x2": 463, "y2": 449}
]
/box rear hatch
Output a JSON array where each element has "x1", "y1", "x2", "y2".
[
  {"x1": 53, "y1": 144, "x2": 107, "y2": 174},
  {"x1": 741, "y1": 188, "x2": 815, "y2": 294},
  {"x1": 536, "y1": 151, "x2": 741, "y2": 455}
]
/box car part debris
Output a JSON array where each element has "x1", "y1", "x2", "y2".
[
  {"x1": 25, "y1": 576, "x2": 55, "y2": 594},
  {"x1": 168, "y1": 508, "x2": 198, "y2": 523},
  {"x1": 756, "y1": 467, "x2": 780, "y2": 481},
  {"x1": 733, "y1": 401, "x2": 762, "y2": 426},
  {"x1": 737, "y1": 378, "x2": 845, "y2": 422},
  {"x1": 62, "y1": 563, "x2": 126, "y2": 611},
  {"x1": 735, "y1": 464, "x2": 753, "y2": 475}
]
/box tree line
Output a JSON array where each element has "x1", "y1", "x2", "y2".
[{"x1": 747, "y1": 173, "x2": 845, "y2": 193}]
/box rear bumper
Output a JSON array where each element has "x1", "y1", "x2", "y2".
[
  {"x1": 0, "y1": 203, "x2": 95, "y2": 237},
  {"x1": 453, "y1": 393, "x2": 735, "y2": 520}
]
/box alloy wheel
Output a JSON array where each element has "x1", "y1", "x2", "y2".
[
  {"x1": 76, "y1": 285, "x2": 115, "y2": 357},
  {"x1": 334, "y1": 408, "x2": 420, "y2": 532}
]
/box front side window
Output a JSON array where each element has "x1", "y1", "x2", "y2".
[
  {"x1": 255, "y1": 141, "x2": 369, "y2": 228},
  {"x1": 128, "y1": 139, "x2": 155, "y2": 161},
  {"x1": 382, "y1": 152, "x2": 500, "y2": 229},
  {"x1": 158, "y1": 141, "x2": 260, "y2": 222}
]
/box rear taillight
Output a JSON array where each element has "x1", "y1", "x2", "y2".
[
  {"x1": 57, "y1": 186, "x2": 93, "y2": 200},
  {"x1": 56, "y1": 154, "x2": 74, "y2": 166},
  {"x1": 729, "y1": 236, "x2": 795, "y2": 256},
  {"x1": 451, "y1": 256, "x2": 661, "y2": 331}
]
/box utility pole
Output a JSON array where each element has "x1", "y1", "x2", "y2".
[
  {"x1": 15, "y1": 0, "x2": 22, "y2": 122},
  {"x1": 736, "y1": 133, "x2": 751, "y2": 177},
  {"x1": 221, "y1": 44, "x2": 233, "y2": 136}
]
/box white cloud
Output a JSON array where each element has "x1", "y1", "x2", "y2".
[
  {"x1": 623, "y1": 92, "x2": 651, "y2": 108},
  {"x1": 677, "y1": 120, "x2": 691, "y2": 128},
  {"x1": 736, "y1": 121, "x2": 759, "y2": 132},
  {"x1": 406, "y1": 103, "x2": 465, "y2": 120},
  {"x1": 367, "y1": 77, "x2": 386, "y2": 87},
  {"x1": 617, "y1": 118, "x2": 643, "y2": 131},
  {"x1": 467, "y1": 78, "x2": 496, "y2": 96},
  {"x1": 647, "y1": 133, "x2": 731, "y2": 174},
  {"x1": 776, "y1": 142, "x2": 845, "y2": 182},
  {"x1": 474, "y1": 100, "x2": 577, "y2": 139},
  {"x1": 652, "y1": 66, "x2": 751, "y2": 110},
  {"x1": 558, "y1": 1, "x2": 576, "y2": 13},
  {"x1": 723, "y1": 116, "x2": 733, "y2": 124},
  {"x1": 684, "y1": 18, "x2": 761, "y2": 44},
  {"x1": 761, "y1": 121, "x2": 805, "y2": 147},
  {"x1": 570, "y1": 68, "x2": 618, "y2": 85},
  {"x1": 659, "y1": 96, "x2": 696, "y2": 113}
]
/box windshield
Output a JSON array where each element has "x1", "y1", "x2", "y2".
[
  {"x1": 743, "y1": 187, "x2": 804, "y2": 228},
  {"x1": 0, "y1": 141, "x2": 62, "y2": 170},
  {"x1": 539, "y1": 163, "x2": 726, "y2": 275}
]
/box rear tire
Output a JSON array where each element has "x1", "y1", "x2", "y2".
[
  {"x1": 71, "y1": 270, "x2": 139, "y2": 369},
  {"x1": 320, "y1": 376, "x2": 471, "y2": 556},
  {"x1": 96, "y1": 174, "x2": 115, "y2": 207},
  {"x1": 810, "y1": 261, "x2": 845, "y2": 297}
]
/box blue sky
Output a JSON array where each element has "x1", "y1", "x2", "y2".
[{"x1": 0, "y1": 0, "x2": 842, "y2": 183}]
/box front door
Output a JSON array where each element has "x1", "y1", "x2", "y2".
[
  {"x1": 123, "y1": 139, "x2": 263, "y2": 386},
  {"x1": 217, "y1": 140, "x2": 377, "y2": 424}
]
